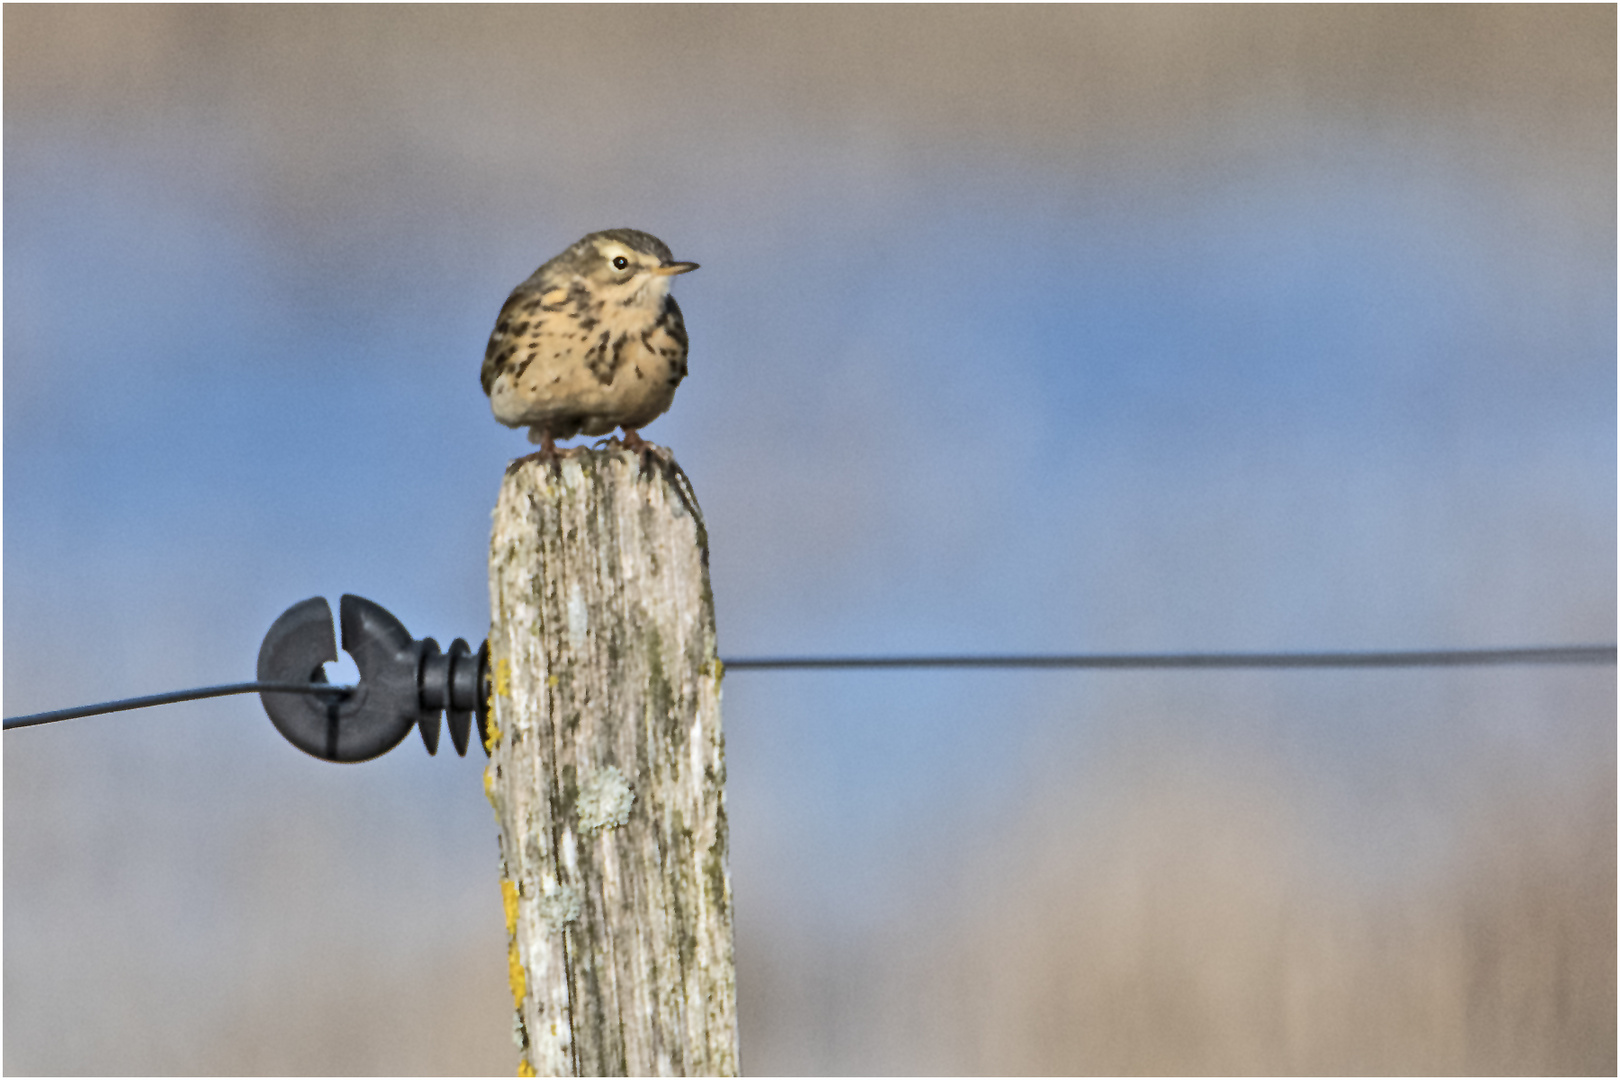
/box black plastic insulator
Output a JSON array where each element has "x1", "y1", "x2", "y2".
[
  {"x1": 420, "y1": 636, "x2": 483, "y2": 756},
  {"x1": 257, "y1": 594, "x2": 490, "y2": 763},
  {"x1": 417, "y1": 638, "x2": 445, "y2": 755},
  {"x1": 446, "y1": 638, "x2": 477, "y2": 756}
]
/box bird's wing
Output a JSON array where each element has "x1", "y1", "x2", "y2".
[
  {"x1": 662, "y1": 295, "x2": 688, "y2": 352},
  {"x1": 481, "y1": 285, "x2": 561, "y2": 396}
]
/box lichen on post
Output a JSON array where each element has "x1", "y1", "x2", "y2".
[{"x1": 484, "y1": 444, "x2": 738, "y2": 1077}]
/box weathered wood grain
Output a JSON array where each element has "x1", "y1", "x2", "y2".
[{"x1": 485, "y1": 444, "x2": 738, "y2": 1077}]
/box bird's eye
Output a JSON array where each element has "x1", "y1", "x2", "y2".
[{"x1": 612, "y1": 256, "x2": 629, "y2": 270}]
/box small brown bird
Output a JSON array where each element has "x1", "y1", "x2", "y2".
[{"x1": 481, "y1": 229, "x2": 698, "y2": 454}]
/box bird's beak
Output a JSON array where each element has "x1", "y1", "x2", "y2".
[{"x1": 653, "y1": 261, "x2": 699, "y2": 276}]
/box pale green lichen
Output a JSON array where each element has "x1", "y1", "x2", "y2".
[
  {"x1": 577, "y1": 765, "x2": 635, "y2": 832},
  {"x1": 537, "y1": 884, "x2": 582, "y2": 932}
]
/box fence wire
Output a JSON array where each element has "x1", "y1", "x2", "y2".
[{"x1": 6, "y1": 644, "x2": 1612, "y2": 730}]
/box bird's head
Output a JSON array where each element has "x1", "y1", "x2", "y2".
[{"x1": 572, "y1": 228, "x2": 698, "y2": 309}]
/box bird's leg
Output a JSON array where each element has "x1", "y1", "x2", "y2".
[
  {"x1": 508, "y1": 428, "x2": 561, "y2": 471},
  {"x1": 617, "y1": 427, "x2": 661, "y2": 466}
]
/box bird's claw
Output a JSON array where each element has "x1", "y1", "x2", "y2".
[
  {"x1": 507, "y1": 432, "x2": 564, "y2": 474},
  {"x1": 616, "y1": 428, "x2": 664, "y2": 467}
]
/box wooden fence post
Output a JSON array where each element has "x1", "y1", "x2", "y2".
[{"x1": 483, "y1": 444, "x2": 739, "y2": 1077}]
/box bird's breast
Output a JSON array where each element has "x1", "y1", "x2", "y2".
[{"x1": 486, "y1": 298, "x2": 687, "y2": 430}]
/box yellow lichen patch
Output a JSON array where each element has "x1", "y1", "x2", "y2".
[
  {"x1": 495, "y1": 657, "x2": 512, "y2": 697},
  {"x1": 546, "y1": 673, "x2": 559, "y2": 688},
  {"x1": 501, "y1": 880, "x2": 525, "y2": 1011},
  {"x1": 507, "y1": 940, "x2": 526, "y2": 1011},
  {"x1": 484, "y1": 714, "x2": 503, "y2": 754},
  {"x1": 518, "y1": 1057, "x2": 536, "y2": 1078},
  {"x1": 484, "y1": 764, "x2": 496, "y2": 804},
  {"x1": 501, "y1": 878, "x2": 520, "y2": 938}
]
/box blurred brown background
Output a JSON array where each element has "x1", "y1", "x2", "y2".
[{"x1": 5, "y1": 5, "x2": 1614, "y2": 1074}]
